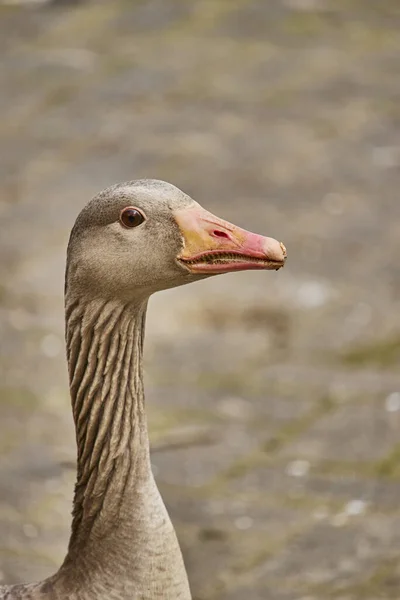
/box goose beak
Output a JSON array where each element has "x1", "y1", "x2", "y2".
[{"x1": 174, "y1": 205, "x2": 287, "y2": 274}]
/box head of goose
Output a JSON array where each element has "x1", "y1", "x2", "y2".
[{"x1": 66, "y1": 179, "x2": 286, "y2": 302}]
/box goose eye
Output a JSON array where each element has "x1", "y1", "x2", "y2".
[{"x1": 120, "y1": 207, "x2": 145, "y2": 228}]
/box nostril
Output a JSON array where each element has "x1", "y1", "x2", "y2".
[{"x1": 213, "y1": 229, "x2": 230, "y2": 239}]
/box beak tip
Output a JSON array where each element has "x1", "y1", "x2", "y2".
[{"x1": 263, "y1": 238, "x2": 287, "y2": 267}]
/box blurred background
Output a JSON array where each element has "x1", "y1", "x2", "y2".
[{"x1": 1, "y1": 1, "x2": 400, "y2": 598}]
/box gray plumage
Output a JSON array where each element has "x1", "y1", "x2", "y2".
[{"x1": 1, "y1": 179, "x2": 286, "y2": 600}]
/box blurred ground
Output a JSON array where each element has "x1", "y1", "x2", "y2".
[{"x1": 1, "y1": 0, "x2": 400, "y2": 598}]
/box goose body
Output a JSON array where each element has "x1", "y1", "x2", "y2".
[{"x1": 0, "y1": 180, "x2": 286, "y2": 600}]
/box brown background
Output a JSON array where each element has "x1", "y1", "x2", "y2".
[{"x1": 1, "y1": 1, "x2": 400, "y2": 598}]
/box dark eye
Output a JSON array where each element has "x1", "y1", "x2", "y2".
[{"x1": 120, "y1": 207, "x2": 145, "y2": 228}]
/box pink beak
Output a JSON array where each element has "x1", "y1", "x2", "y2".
[{"x1": 174, "y1": 205, "x2": 287, "y2": 274}]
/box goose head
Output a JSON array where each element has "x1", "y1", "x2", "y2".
[{"x1": 66, "y1": 179, "x2": 287, "y2": 302}]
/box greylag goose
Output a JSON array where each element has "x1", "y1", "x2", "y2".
[{"x1": 0, "y1": 179, "x2": 287, "y2": 600}]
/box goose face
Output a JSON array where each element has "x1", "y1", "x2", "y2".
[{"x1": 66, "y1": 179, "x2": 286, "y2": 301}]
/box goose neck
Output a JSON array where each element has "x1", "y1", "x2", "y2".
[
  {"x1": 65, "y1": 297, "x2": 150, "y2": 547},
  {"x1": 59, "y1": 296, "x2": 191, "y2": 599}
]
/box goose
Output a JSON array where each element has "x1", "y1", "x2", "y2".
[{"x1": 0, "y1": 179, "x2": 287, "y2": 600}]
